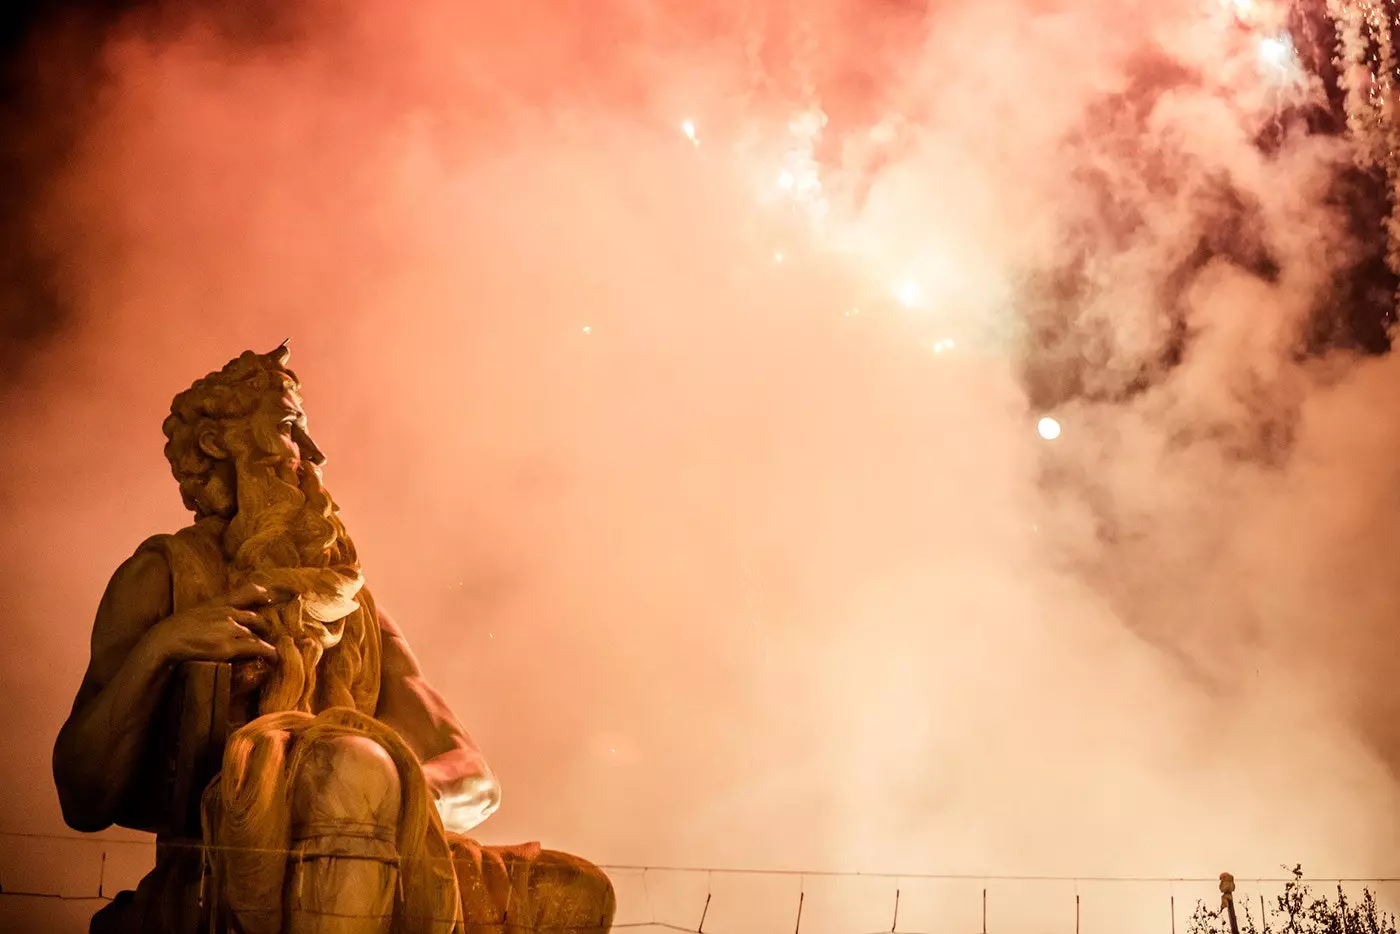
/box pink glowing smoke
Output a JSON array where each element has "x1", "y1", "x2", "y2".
[{"x1": 2, "y1": 1, "x2": 1400, "y2": 930}]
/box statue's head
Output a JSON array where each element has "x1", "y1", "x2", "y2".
[
  {"x1": 163, "y1": 343, "x2": 325, "y2": 519},
  {"x1": 166, "y1": 345, "x2": 373, "y2": 714}
]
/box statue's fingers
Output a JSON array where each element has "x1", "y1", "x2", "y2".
[
  {"x1": 222, "y1": 583, "x2": 273, "y2": 607},
  {"x1": 231, "y1": 609, "x2": 276, "y2": 638},
  {"x1": 226, "y1": 582, "x2": 294, "y2": 608},
  {"x1": 231, "y1": 627, "x2": 278, "y2": 660}
]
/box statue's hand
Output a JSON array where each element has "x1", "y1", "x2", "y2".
[{"x1": 145, "y1": 583, "x2": 291, "y2": 665}]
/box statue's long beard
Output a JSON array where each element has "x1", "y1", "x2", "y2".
[{"x1": 223, "y1": 456, "x2": 376, "y2": 715}]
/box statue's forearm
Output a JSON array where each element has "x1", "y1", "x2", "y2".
[
  {"x1": 53, "y1": 631, "x2": 175, "y2": 832},
  {"x1": 375, "y1": 616, "x2": 501, "y2": 833}
]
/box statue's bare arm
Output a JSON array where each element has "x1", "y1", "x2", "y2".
[
  {"x1": 53, "y1": 550, "x2": 283, "y2": 833},
  {"x1": 375, "y1": 611, "x2": 502, "y2": 835},
  {"x1": 54, "y1": 547, "x2": 493, "y2": 835}
]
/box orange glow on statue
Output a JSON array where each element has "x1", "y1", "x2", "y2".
[{"x1": 53, "y1": 345, "x2": 614, "y2": 934}]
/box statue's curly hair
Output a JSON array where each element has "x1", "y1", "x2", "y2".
[{"x1": 162, "y1": 348, "x2": 300, "y2": 513}]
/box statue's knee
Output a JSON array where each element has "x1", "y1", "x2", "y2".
[{"x1": 291, "y1": 734, "x2": 401, "y2": 832}]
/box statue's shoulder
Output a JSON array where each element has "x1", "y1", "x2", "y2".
[
  {"x1": 104, "y1": 545, "x2": 173, "y2": 607},
  {"x1": 92, "y1": 545, "x2": 174, "y2": 655},
  {"x1": 129, "y1": 517, "x2": 228, "y2": 611},
  {"x1": 371, "y1": 598, "x2": 399, "y2": 634}
]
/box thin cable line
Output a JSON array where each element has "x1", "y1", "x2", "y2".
[
  {"x1": 4, "y1": 829, "x2": 1400, "y2": 885},
  {"x1": 593, "y1": 864, "x2": 1400, "y2": 886}
]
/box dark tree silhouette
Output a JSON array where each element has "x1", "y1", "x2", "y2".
[{"x1": 1187, "y1": 867, "x2": 1398, "y2": 934}]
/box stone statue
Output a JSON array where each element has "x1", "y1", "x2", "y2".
[{"x1": 53, "y1": 345, "x2": 615, "y2": 934}]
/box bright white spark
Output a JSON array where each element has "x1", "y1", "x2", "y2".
[
  {"x1": 933, "y1": 339, "x2": 955, "y2": 354},
  {"x1": 1037, "y1": 417, "x2": 1062, "y2": 441},
  {"x1": 1258, "y1": 33, "x2": 1296, "y2": 72},
  {"x1": 895, "y1": 280, "x2": 920, "y2": 308},
  {"x1": 682, "y1": 120, "x2": 698, "y2": 144},
  {"x1": 582, "y1": 325, "x2": 592, "y2": 335},
  {"x1": 777, "y1": 170, "x2": 795, "y2": 191}
]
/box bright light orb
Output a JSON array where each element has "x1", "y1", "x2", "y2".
[
  {"x1": 682, "y1": 120, "x2": 698, "y2": 144},
  {"x1": 778, "y1": 170, "x2": 795, "y2": 191},
  {"x1": 1258, "y1": 34, "x2": 1294, "y2": 70},
  {"x1": 895, "y1": 280, "x2": 920, "y2": 308},
  {"x1": 1037, "y1": 416, "x2": 1062, "y2": 441}
]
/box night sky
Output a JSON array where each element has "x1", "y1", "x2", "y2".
[{"x1": 4, "y1": 2, "x2": 1400, "y2": 931}]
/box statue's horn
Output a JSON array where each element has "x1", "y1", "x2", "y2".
[{"x1": 266, "y1": 339, "x2": 291, "y2": 365}]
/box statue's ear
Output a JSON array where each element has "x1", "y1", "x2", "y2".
[{"x1": 198, "y1": 425, "x2": 228, "y2": 459}]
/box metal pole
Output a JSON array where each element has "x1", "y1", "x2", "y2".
[{"x1": 982, "y1": 887, "x2": 987, "y2": 934}]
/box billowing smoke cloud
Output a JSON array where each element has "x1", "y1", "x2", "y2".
[{"x1": 3, "y1": 0, "x2": 1400, "y2": 929}]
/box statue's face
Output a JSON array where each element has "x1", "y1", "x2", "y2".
[
  {"x1": 226, "y1": 386, "x2": 327, "y2": 471},
  {"x1": 265, "y1": 388, "x2": 326, "y2": 469}
]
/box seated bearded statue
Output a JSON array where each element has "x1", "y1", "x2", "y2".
[{"x1": 52, "y1": 345, "x2": 616, "y2": 934}]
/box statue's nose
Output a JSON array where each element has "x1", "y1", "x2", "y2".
[{"x1": 293, "y1": 424, "x2": 326, "y2": 465}]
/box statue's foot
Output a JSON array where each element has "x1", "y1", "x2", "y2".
[{"x1": 448, "y1": 838, "x2": 616, "y2": 934}]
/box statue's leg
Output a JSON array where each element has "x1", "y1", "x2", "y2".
[{"x1": 286, "y1": 734, "x2": 401, "y2": 934}]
